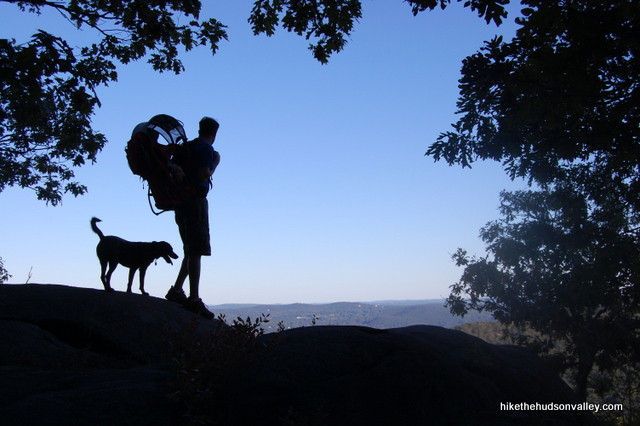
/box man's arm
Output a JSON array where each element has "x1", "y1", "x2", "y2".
[{"x1": 197, "y1": 150, "x2": 220, "y2": 182}]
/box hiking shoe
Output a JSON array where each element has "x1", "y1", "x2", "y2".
[
  {"x1": 165, "y1": 286, "x2": 188, "y2": 304},
  {"x1": 184, "y1": 297, "x2": 214, "y2": 320}
]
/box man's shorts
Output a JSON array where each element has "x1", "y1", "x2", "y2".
[{"x1": 175, "y1": 197, "x2": 211, "y2": 256}]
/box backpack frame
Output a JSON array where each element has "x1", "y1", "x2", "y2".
[{"x1": 126, "y1": 114, "x2": 196, "y2": 215}]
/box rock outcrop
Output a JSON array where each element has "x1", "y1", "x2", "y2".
[{"x1": 0, "y1": 284, "x2": 588, "y2": 425}]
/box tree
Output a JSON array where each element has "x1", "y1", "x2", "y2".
[
  {"x1": 447, "y1": 182, "x2": 640, "y2": 401},
  {"x1": 1, "y1": 0, "x2": 510, "y2": 204},
  {"x1": 1, "y1": 0, "x2": 227, "y2": 204},
  {"x1": 426, "y1": 0, "x2": 640, "y2": 215},
  {"x1": 431, "y1": 0, "x2": 640, "y2": 402},
  {"x1": 0, "y1": 256, "x2": 10, "y2": 283}
]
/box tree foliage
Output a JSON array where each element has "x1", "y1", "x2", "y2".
[
  {"x1": 427, "y1": 0, "x2": 640, "y2": 195},
  {"x1": 248, "y1": 0, "x2": 509, "y2": 64},
  {"x1": 0, "y1": 256, "x2": 10, "y2": 283},
  {"x1": 434, "y1": 0, "x2": 640, "y2": 402},
  {"x1": 447, "y1": 183, "x2": 640, "y2": 401},
  {"x1": 0, "y1": 0, "x2": 227, "y2": 204}
]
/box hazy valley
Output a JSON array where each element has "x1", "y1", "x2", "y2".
[{"x1": 211, "y1": 299, "x2": 494, "y2": 332}]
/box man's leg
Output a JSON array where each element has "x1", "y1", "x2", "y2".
[
  {"x1": 188, "y1": 254, "x2": 201, "y2": 299},
  {"x1": 183, "y1": 252, "x2": 213, "y2": 319},
  {"x1": 166, "y1": 254, "x2": 189, "y2": 303},
  {"x1": 174, "y1": 255, "x2": 189, "y2": 290}
]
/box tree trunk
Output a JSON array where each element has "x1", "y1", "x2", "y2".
[{"x1": 575, "y1": 351, "x2": 595, "y2": 402}]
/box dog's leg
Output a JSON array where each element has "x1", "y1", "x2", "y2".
[
  {"x1": 126, "y1": 268, "x2": 138, "y2": 293},
  {"x1": 103, "y1": 262, "x2": 117, "y2": 292},
  {"x1": 100, "y1": 260, "x2": 109, "y2": 290},
  {"x1": 138, "y1": 266, "x2": 149, "y2": 296}
]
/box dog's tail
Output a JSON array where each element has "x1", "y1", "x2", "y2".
[{"x1": 90, "y1": 217, "x2": 104, "y2": 240}]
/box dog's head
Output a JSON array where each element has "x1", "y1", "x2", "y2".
[{"x1": 154, "y1": 241, "x2": 179, "y2": 264}]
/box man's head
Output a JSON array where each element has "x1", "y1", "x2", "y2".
[{"x1": 198, "y1": 117, "x2": 219, "y2": 143}]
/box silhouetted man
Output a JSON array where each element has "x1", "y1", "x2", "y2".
[{"x1": 165, "y1": 117, "x2": 220, "y2": 319}]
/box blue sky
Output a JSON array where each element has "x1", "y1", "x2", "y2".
[{"x1": 0, "y1": 1, "x2": 527, "y2": 304}]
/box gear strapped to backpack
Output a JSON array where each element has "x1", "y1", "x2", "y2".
[{"x1": 126, "y1": 114, "x2": 197, "y2": 215}]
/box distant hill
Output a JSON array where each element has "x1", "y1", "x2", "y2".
[{"x1": 211, "y1": 300, "x2": 494, "y2": 331}]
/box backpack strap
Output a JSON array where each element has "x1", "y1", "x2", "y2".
[{"x1": 147, "y1": 187, "x2": 164, "y2": 216}]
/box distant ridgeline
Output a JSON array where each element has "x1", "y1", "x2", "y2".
[{"x1": 211, "y1": 300, "x2": 493, "y2": 331}]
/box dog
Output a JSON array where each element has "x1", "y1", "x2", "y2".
[{"x1": 91, "y1": 217, "x2": 178, "y2": 295}]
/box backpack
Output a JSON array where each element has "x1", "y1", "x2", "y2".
[{"x1": 125, "y1": 114, "x2": 197, "y2": 215}]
